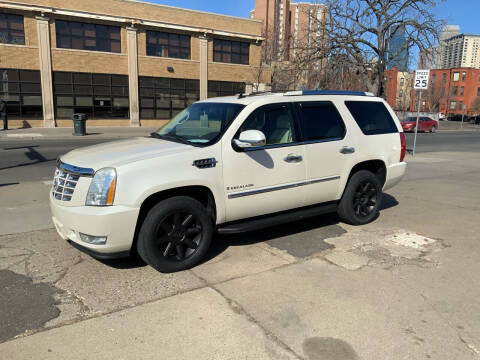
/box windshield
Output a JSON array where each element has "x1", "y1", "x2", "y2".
[{"x1": 152, "y1": 102, "x2": 245, "y2": 146}]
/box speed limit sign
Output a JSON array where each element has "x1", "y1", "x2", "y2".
[{"x1": 414, "y1": 70, "x2": 430, "y2": 90}]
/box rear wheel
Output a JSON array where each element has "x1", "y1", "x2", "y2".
[
  {"x1": 338, "y1": 170, "x2": 382, "y2": 225},
  {"x1": 137, "y1": 196, "x2": 213, "y2": 273}
]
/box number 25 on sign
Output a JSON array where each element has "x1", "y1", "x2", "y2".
[{"x1": 414, "y1": 70, "x2": 430, "y2": 90}]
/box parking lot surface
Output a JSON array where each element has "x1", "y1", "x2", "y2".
[{"x1": 1, "y1": 130, "x2": 479, "y2": 359}]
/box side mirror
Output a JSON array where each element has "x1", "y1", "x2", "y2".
[{"x1": 233, "y1": 130, "x2": 266, "y2": 149}]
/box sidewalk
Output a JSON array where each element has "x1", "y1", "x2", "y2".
[
  {"x1": 0, "y1": 127, "x2": 158, "y2": 141},
  {"x1": 436, "y1": 120, "x2": 480, "y2": 132}
]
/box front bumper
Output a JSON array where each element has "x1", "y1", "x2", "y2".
[{"x1": 50, "y1": 193, "x2": 140, "y2": 256}]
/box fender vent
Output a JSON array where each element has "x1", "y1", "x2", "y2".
[{"x1": 193, "y1": 158, "x2": 218, "y2": 169}]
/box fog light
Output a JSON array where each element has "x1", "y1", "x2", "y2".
[{"x1": 79, "y1": 233, "x2": 107, "y2": 245}]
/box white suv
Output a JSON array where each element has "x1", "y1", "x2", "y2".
[{"x1": 50, "y1": 90, "x2": 407, "y2": 272}]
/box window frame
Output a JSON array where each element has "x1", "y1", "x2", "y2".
[
  {"x1": 232, "y1": 103, "x2": 301, "y2": 152},
  {"x1": 146, "y1": 30, "x2": 191, "y2": 60},
  {"x1": 0, "y1": 13, "x2": 25, "y2": 45},
  {"x1": 0, "y1": 69, "x2": 42, "y2": 119},
  {"x1": 293, "y1": 101, "x2": 347, "y2": 144},
  {"x1": 213, "y1": 39, "x2": 250, "y2": 65},
  {"x1": 55, "y1": 20, "x2": 121, "y2": 53},
  {"x1": 53, "y1": 71, "x2": 129, "y2": 120}
]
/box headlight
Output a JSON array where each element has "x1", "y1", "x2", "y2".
[{"x1": 85, "y1": 168, "x2": 117, "y2": 206}]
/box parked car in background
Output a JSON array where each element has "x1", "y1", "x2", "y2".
[
  {"x1": 469, "y1": 115, "x2": 480, "y2": 124},
  {"x1": 439, "y1": 112, "x2": 446, "y2": 120},
  {"x1": 401, "y1": 117, "x2": 438, "y2": 133},
  {"x1": 448, "y1": 114, "x2": 465, "y2": 122}
]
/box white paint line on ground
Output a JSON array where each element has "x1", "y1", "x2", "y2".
[
  {"x1": 6, "y1": 133, "x2": 44, "y2": 138},
  {"x1": 43, "y1": 181, "x2": 53, "y2": 185}
]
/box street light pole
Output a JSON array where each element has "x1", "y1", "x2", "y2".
[{"x1": 413, "y1": 90, "x2": 422, "y2": 156}]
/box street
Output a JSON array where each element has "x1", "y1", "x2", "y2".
[{"x1": 1, "y1": 129, "x2": 480, "y2": 359}]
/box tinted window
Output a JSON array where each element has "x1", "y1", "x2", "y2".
[
  {"x1": 213, "y1": 39, "x2": 249, "y2": 65},
  {"x1": 53, "y1": 71, "x2": 129, "y2": 119},
  {"x1": 0, "y1": 13, "x2": 25, "y2": 45},
  {"x1": 146, "y1": 31, "x2": 190, "y2": 59},
  {"x1": 345, "y1": 101, "x2": 398, "y2": 135},
  {"x1": 56, "y1": 20, "x2": 121, "y2": 53},
  {"x1": 0, "y1": 69, "x2": 42, "y2": 119},
  {"x1": 139, "y1": 76, "x2": 199, "y2": 120},
  {"x1": 297, "y1": 102, "x2": 345, "y2": 141},
  {"x1": 240, "y1": 105, "x2": 296, "y2": 145},
  {"x1": 208, "y1": 81, "x2": 245, "y2": 98}
]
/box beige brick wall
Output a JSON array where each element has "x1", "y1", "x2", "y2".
[
  {"x1": 0, "y1": 45, "x2": 39, "y2": 69},
  {"x1": 5, "y1": 0, "x2": 262, "y2": 36}
]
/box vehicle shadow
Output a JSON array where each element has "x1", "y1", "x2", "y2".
[{"x1": 100, "y1": 193, "x2": 399, "y2": 270}]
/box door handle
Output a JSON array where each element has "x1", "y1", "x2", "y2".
[
  {"x1": 284, "y1": 154, "x2": 303, "y2": 163},
  {"x1": 340, "y1": 147, "x2": 355, "y2": 154}
]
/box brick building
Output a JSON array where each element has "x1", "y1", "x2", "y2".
[
  {"x1": 250, "y1": 0, "x2": 327, "y2": 62},
  {"x1": 385, "y1": 67, "x2": 413, "y2": 111},
  {"x1": 0, "y1": 0, "x2": 268, "y2": 127},
  {"x1": 409, "y1": 68, "x2": 480, "y2": 116}
]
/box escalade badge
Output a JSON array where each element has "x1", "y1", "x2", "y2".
[{"x1": 226, "y1": 184, "x2": 254, "y2": 191}]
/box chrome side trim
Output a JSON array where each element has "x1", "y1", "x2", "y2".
[
  {"x1": 228, "y1": 176, "x2": 340, "y2": 199},
  {"x1": 57, "y1": 160, "x2": 95, "y2": 177}
]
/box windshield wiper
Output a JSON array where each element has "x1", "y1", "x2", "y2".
[{"x1": 150, "y1": 133, "x2": 194, "y2": 146}]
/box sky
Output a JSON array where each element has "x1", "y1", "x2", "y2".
[{"x1": 145, "y1": 0, "x2": 480, "y2": 35}]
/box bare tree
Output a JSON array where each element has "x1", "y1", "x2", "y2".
[
  {"x1": 471, "y1": 97, "x2": 480, "y2": 115},
  {"x1": 425, "y1": 85, "x2": 445, "y2": 113},
  {"x1": 306, "y1": 0, "x2": 442, "y2": 97}
]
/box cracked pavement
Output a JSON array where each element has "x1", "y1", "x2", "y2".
[{"x1": 1, "y1": 133, "x2": 480, "y2": 359}]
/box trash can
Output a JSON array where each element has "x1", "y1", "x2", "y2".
[{"x1": 72, "y1": 113, "x2": 87, "y2": 136}]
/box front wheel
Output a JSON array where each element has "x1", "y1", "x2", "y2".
[
  {"x1": 137, "y1": 196, "x2": 213, "y2": 273},
  {"x1": 337, "y1": 170, "x2": 382, "y2": 225}
]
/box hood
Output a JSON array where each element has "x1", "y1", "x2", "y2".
[{"x1": 60, "y1": 137, "x2": 195, "y2": 170}]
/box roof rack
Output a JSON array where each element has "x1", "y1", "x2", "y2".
[
  {"x1": 237, "y1": 91, "x2": 275, "y2": 99},
  {"x1": 283, "y1": 90, "x2": 375, "y2": 97}
]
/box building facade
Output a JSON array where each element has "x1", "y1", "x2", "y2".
[
  {"x1": 441, "y1": 34, "x2": 480, "y2": 69},
  {"x1": 0, "y1": 0, "x2": 268, "y2": 128},
  {"x1": 386, "y1": 25, "x2": 409, "y2": 72},
  {"x1": 409, "y1": 68, "x2": 480, "y2": 116},
  {"x1": 250, "y1": 0, "x2": 327, "y2": 62},
  {"x1": 385, "y1": 67, "x2": 413, "y2": 111}
]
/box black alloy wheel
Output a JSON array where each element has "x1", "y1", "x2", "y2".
[
  {"x1": 352, "y1": 180, "x2": 377, "y2": 218},
  {"x1": 137, "y1": 196, "x2": 213, "y2": 273},
  {"x1": 338, "y1": 170, "x2": 382, "y2": 225},
  {"x1": 155, "y1": 211, "x2": 202, "y2": 261}
]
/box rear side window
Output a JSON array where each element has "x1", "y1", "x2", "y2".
[
  {"x1": 345, "y1": 101, "x2": 398, "y2": 135},
  {"x1": 297, "y1": 102, "x2": 345, "y2": 141}
]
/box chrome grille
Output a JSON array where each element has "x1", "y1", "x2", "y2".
[{"x1": 52, "y1": 168, "x2": 80, "y2": 202}]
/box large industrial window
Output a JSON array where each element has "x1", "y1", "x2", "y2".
[
  {"x1": 55, "y1": 20, "x2": 121, "y2": 53},
  {"x1": 0, "y1": 13, "x2": 25, "y2": 45},
  {"x1": 139, "y1": 77, "x2": 199, "y2": 119},
  {"x1": 208, "y1": 81, "x2": 245, "y2": 98},
  {"x1": 0, "y1": 69, "x2": 42, "y2": 119},
  {"x1": 53, "y1": 72, "x2": 129, "y2": 119},
  {"x1": 146, "y1": 31, "x2": 190, "y2": 59},
  {"x1": 213, "y1": 39, "x2": 249, "y2": 65}
]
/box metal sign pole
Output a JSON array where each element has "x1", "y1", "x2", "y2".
[
  {"x1": 461, "y1": 104, "x2": 465, "y2": 129},
  {"x1": 413, "y1": 90, "x2": 422, "y2": 156}
]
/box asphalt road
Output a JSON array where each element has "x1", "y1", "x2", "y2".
[{"x1": 1, "y1": 130, "x2": 479, "y2": 185}]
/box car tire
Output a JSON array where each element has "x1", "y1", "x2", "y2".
[
  {"x1": 137, "y1": 196, "x2": 213, "y2": 273},
  {"x1": 431, "y1": 126, "x2": 436, "y2": 133},
  {"x1": 337, "y1": 170, "x2": 382, "y2": 226}
]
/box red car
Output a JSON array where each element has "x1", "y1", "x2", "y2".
[{"x1": 401, "y1": 117, "x2": 438, "y2": 133}]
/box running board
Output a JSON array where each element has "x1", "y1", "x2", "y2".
[{"x1": 217, "y1": 202, "x2": 338, "y2": 234}]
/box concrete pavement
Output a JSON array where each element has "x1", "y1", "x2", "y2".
[{"x1": 1, "y1": 132, "x2": 480, "y2": 359}]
